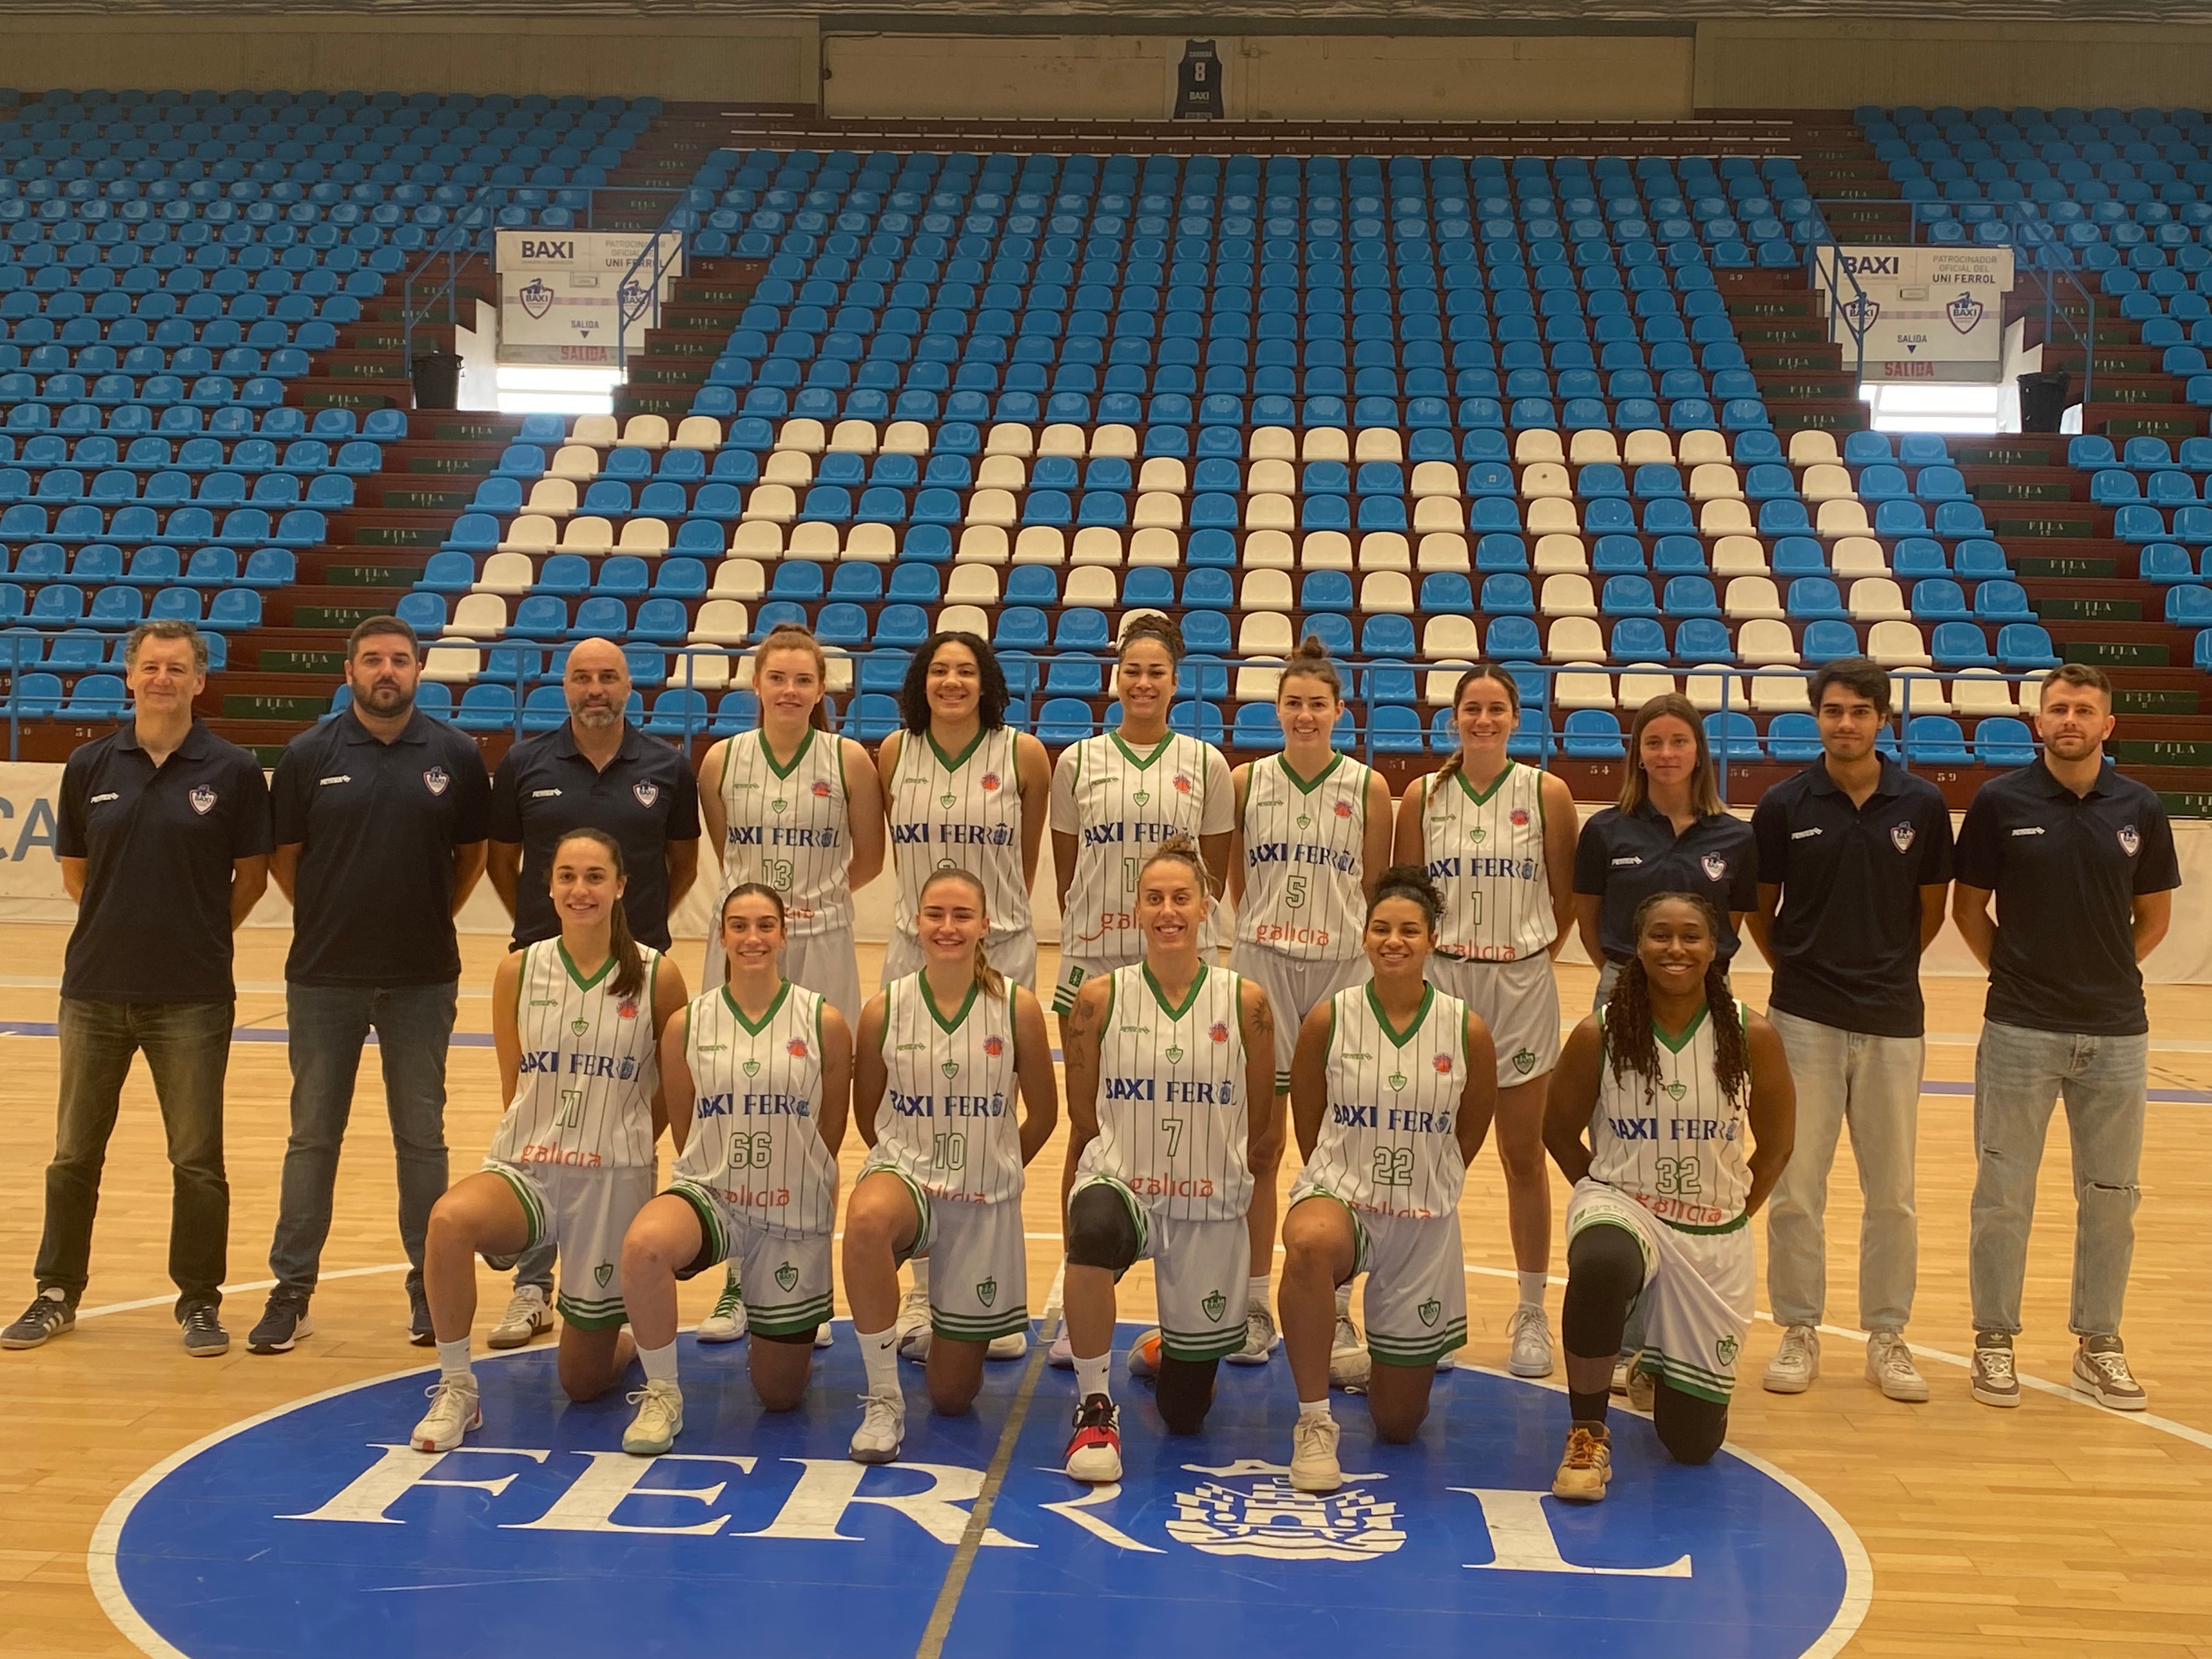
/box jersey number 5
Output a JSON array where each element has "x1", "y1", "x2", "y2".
[{"x1": 1284, "y1": 873, "x2": 1308, "y2": 910}]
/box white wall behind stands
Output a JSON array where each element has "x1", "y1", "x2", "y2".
[{"x1": 0, "y1": 760, "x2": 2205, "y2": 984}]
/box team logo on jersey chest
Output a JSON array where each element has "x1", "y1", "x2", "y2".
[
  {"x1": 788, "y1": 1039, "x2": 810, "y2": 1059},
  {"x1": 570, "y1": 1018, "x2": 589, "y2": 1036},
  {"x1": 941, "y1": 1060, "x2": 961, "y2": 1080},
  {"x1": 1165, "y1": 1045, "x2": 1184, "y2": 1064},
  {"x1": 812, "y1": 779, "x2": 832, "y2": 797},
  {"x1": 1333, "y1": 799, "x2": 1353, "y2": 819},
  {"x1": 1890, "y1": 822, "x2": 1916, "y2": 853},
  {"x1": 2119, "y1": 825, "x2": 2141, "y2": 856},
  {"x1": 1663, "y1": 1079, "x2": 1687, "y2": 1102},
  {"x1": 1133, "y1": 789, "x2": 1152, "y2": 808},
  {"x1": 1468, "y1": 825, "x2": 1487, "y2": 844},
  {"x1": 1210, "y1": 1022, "x2": 1230, "y2": 1043},
  {"x1": 1173, "y1": 773, "x2": 1192, "y2": 793},
  {"x1": 617, "y1": 999, "x2": 637, "y2": 1020},
  {"x1": 188, "y1": 786, "x2": 217, "y2": 815},
  {"x1": 423, "y1": 766, "x2": 450, "y2": 796},
  {"x1": 1700, "y1": 855, "x2": 1727, "y2": 882},
  {"x1": 983, "y1": 1035, "x2": 1005, "y2": 1058},
  {"x1": 981, "y1": 772, "x2": 1002, "y2": 792},
  {"x1": 633, "y1": 782, "x2": 660, "y2": 808},
  {"x1": 1434, "y1": 1053, "x2": 1454, "y2": 1074},
  {"x1": 1387, "y1": 1069, "x2": 1407, "y2": 1092},
  {"x1": 1510, "y1": 808, "x2": 1530, "y2": 827},
  {"x1": 743, "y1": 1058, "x2": 762, "y2": 1077}
]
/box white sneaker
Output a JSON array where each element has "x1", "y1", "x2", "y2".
[
  {"x1": 1506, "y1": 1305, "x2": 1555, "y2": 1378},
  {"x1": 1047, "y1": 1330, "x2": 1075, "y2": 1369},
  {"x1": 2074, "y1": 1337, "x2": 2148, "y2": 1410},
  {"x1": 850, "y1": 1391, "x2": 905, "y2": 1464},
  {"x1": 814, "y1": 1323, "x2": 834, "y2": 1349},
  {"x1": 1435, "y1": 1350, "x2": 1457, "y2": 1373},
  {"x1": 622, "y1": 1379, "x2": 684, "y2": 1455},
  {"x1": 486, "y1": 1285, "x2": 551, "y2": 1351},
  {"x1": 894, "y1": 1285, "x2": 933, "y2": 1362},
  {"x1": 1864, "y1": 1330, "x2": 1929, "y2": 1403},
  {"x1": 1328, "y1": 1313, "x2": 1371, "y2": 1391},
  {"x1": 696, "y1": 1273, "x2": 746, "y2": 1344},
  {"x1": 1226, "y1": 1304, "x2": 1279, "y2": 1366},
  {"x1": 987, "y1": 1329, "x2": 1028, "y2": 1361},
  {"x1": 1764, "y1": 1324, "x2": 1821, "y2": 1394},
  {"x1": 410, "y1": 1377, "x2": 480, "y2": 1453},
  {"x1": 1289, "y1": 1413, "x2": 1342, "y2": 1494}
]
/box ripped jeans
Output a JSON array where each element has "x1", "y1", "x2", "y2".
[{"x1": 1968, "y1": 1019, "x2": 2147, "y2": 1339}]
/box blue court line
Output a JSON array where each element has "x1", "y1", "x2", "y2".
[{"x1": 3, "y1": 1020, "x2": 2209, "y2": 1104}]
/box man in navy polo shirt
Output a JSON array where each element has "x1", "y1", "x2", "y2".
[
  {"x1": 1747, "y1": 658, "x2": 1953, "y2": 1406},
  {"x1": 479, "y1": 635, "x2": 698, "y2": 1348},
  {"x1": 3, "y1": 621, "x2": 270, "y2": 1357},
  {"x1": 248, "y1": 616, "x2": 491, "y2": 1355},
  {"x1": 1954, "y1": 663, "x2": 2178, "y2": 1412}
]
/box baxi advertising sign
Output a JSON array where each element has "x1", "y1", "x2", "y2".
[
  {"x1": 1814, "y1": 244, "x2": 2014, "y2": 382},
  {"x1": 495, "y1": 230, "x2": 684, "y2": 365}
]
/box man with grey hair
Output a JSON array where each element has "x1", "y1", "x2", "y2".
[
  {"x1": 480, "y1": 635, "x2": 699, "y2": 1346},
  {"x1": 3, "y1": 621, "x2": 271, "y2": 1356}
]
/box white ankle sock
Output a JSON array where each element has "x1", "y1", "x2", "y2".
[
  {"x1": 1517, "y1": 1271, "x2": 1548, "y2": 1311},
  {"x1": 1297, "y1": 1397, "x2": 1331, "y2": 1421},
  {"x1": 910, "y1": 1258, "x2": 930, "y2": 1295},
  {"x1": 1073, "y1": 1352, "x2": 1111, "y2": 1402},
  {"x1": 1334, "y1": 1283, "x2": 1353, "y2": 1317},
  {"x1": 436, "y1": 1338, "x2": 472, "y2": 1381},
  {"x1": 638, "y1": 1340, "x2": 679, "y2": 1387},
  {"x1": 1247, "y1": 1274, "x2": 1271, "y2": 1312},
  {"x1": 859, "y1": 1324, "x2": 900, "y2": 1397}
]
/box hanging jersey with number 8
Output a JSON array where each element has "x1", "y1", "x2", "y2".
[
  {"x1": 673, "y1": 981, "x2": 838, "y2": 1237},
  {"x1": 489, "y1": 939, "x2": 664, "y2": 1171},
  {"x1": 1237, "y1": 752, "x2": 1373, "y2": 962},
  {"x1": 715, "y1": 727, "x2": 851, "y2": 936},
  {"x1": 1588, "y1": 1001, "x2": 1752, "y2": 1230},
  {"x1": 872, "y1": 972, "x2": 1024, "y2": 1203},
  {"x1": 1299, "y1": 983, "x2": 1471, "y2": 1218}
]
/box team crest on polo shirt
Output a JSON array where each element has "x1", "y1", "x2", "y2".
[
  {"x1": 188, "y1": 786, "x2": 217, "y2": 815},
  {"x1": 2119, "y1": 825, "x2": 2141, "y2": 856},
  {"x1": 422, "y1": 766, "x2": 450, "y2": 796},
  {"x1": 1891, "y1": 823, "x2": 1916, "y2": 853},
  {"x1": 1701, "y1": 854, "x2": 1728, "y2": 882},
  {"x1": 633, "y1": 782, "x2": 660, "y2": 808}
]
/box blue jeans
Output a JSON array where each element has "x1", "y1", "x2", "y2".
[
  {"x1": 37, "y1": 997, "x2": 234, "y2": 1313},
  {"x1": 267, "y1": 981, "x2": 456, "y2": 1300},
  {"x1": 1969, "y1": 1018, "x2": 2148, "y2": 1340}
]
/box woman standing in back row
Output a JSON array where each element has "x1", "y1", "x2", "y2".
[{"x1": 1393, "y1": 662, "x2": 1577, "y2": 1381}]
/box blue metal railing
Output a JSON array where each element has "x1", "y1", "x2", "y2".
[{"x1": 1803, "y1": 217, "x2": 1875, "y2": 390}]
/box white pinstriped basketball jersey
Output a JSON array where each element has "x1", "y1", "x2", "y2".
[
  {"x1": 488, "y1": 939, "x2": 663, "y2": 1171},
  {"x1": 1237, "y1": 752, "x2": 1372, "y2": 962},
  {"x1": 673, "y1": 981, "x2": 838, "y2": 1237},
  {"x1": 889, "y1": 726, "x2": 1030, "y2": 938},
  {"x1": 1589, "y1": 1001, "x2": 1752, "y2": 1229},
  {"x1": 1420, "y1": 762, "x2": 1554, "y2": 962},
  {"x1": 1299, "y1": 984, "x2": 1471, "y2": 1218},
  {"x1": 874, "y1": 972, "x2": 1024, "y2": 1203},
  {"x1": 716, "y1": 727, "x2": 852, "y2": 936},
  {"x1": 1077, "y1": 963, "x2": 1251, "y2": 1223},
  {"x1": 1058, "y1": 732, "x2": 1231, "y2": 964}
]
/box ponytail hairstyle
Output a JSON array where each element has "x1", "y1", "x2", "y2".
[
  {"x1": 1138, "y1": 831, "x2": 1212, "y2": 894},
  {"x1": 721, "y1": 882, "x2": 788, "y2": 930},
  {"x1": 1367, "y1": 862, "x2": 1444, "y2": 934},
  {"x1": 1601, "y1": 890, "x2": 1748, "y2": 1109},
  {"x1": 1276, "y1": 634, "x2": 1344, "y2": 703},
  {"x1": 918, "y1": 867, "x2": 1005, "y2": 1000},
  {"x1": 1118, "y1": 611, "x2": 1187, "y2": 666},
  {"x1": 1619, "y1": 692, "x2": 1724, "y2": 817},
  {"x1": 753, "y1": 624, "x2": 834, "y2": 732},
  {"x1": 550, "y1": 829, "x2": 645, "y2": 1001},
  {"x1": 1432, "y1": 659, "x2": 1525, "y2": 789}
]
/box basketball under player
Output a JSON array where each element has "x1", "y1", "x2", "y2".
[
  {"x1": 1278, "y1": 867, "x2": 1497, "y2": 1494},
  {"x1": 614, "y1": 884, "x2": 853, "y2": 1454},
  {"x1": 409, "y1": 830, "x2": 689, "y2": 1453},
  {"x1": 693, "y1": 624, "x2": 882, "y2": 1346},
  {"x1": 1543, "y1": 891, "x2": 1796, "y2": 1503},
  {"x1": 1227, "y1": 636, "x2": 1395, "y2": 1373},
  {"x1": 1393, "y1": 662, "x2": 1576, "y2": 1383},
  {"x1": 1057, "y1": 837, "x2": 1279, "y2": 1482},
  {"x1": 843, "y1": 869, "x2": 1059, "y2": 1464}
]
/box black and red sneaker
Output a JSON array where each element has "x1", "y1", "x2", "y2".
[{"x1": 1063, "y1": 1393, "x2": 1122, "y2": 1483}]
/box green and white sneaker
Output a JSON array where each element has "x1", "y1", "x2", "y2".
[
  {"x1": 697, "y1": 1272, "x2": 746, "y2": 1345},
  {"x1": 623, "y1": 1380, "x2": 684, "y2": 1455}
]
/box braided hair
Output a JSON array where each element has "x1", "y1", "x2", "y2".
[{"x1": 1600, "y1": 890, "x2": 1748, "y2": 1108}]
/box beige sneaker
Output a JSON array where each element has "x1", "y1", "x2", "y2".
[
  {"x1": 1764, "y1": 1324, "x2": 1821, "y2": 1394},
  {"x1": 1865, "y1": 1330, "x2": 1929, "y2": 1403},
  {"x1": 1625, "y1": 1357, "x2": 1656, "y2": 1414},
  {"x1": 696, "y1": 1272, "x2": 746, "y2": 1344},
  {"x1": 622, "y1": 1379, "x2": 684, "y2": 1455},
  {"x1": 1551, "y1": 1423, "x2": 1612, "y2": 1502},
  {"x1": 894, "y1": 1285, "x2": 933, "y2": 1361},
  {"x1": 410, "y1": 1376, "x2": 481, "y2": 1453},
  {"x1": 486, "y1": 1285, "x2": 551, "y2": 1351},
  {"x1": 1289, "y1": 1412, "x2": 1342, "y2": 1493},
  {"x1": 986, "y1": 1329, "x2": 1028, "y2": 1361},
  {"x1": 1227, "y1": 1302, "x2": 1280, "y2": 1366},
  {"x1": 1329, "y1": 1312, "x2": 1371, "y2": 1391},
  {"x1": 2074, "y1": 1336, "x2": 2148, "y2": 1411},
  {"x1": 1506, "y1": 1306, "x2": 1555, "y2": 1378},
  {"x1": 849, "y1": 1391, "x2": 905, "y2": 1464}
]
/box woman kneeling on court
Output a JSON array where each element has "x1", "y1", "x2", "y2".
[
  {"x1": 614, "y1": 884, "x2": 853, "y2": 1455},
  {"x1": 1056, "y1": 836, "x2": 1280, "y2": 1483},
  {"x1": 843, "y1": 869, "x2": 1058, "y2": 1465},
  {"x1": 1543, "y1": 891, "x2": 1795, "y2": 1502},
  {"x1": 1279, "y1": 866, "x2": 1496, "y2": 1495},
  {"x1": 412, "y1": 831, "x2": 689, "y2": 1453}
]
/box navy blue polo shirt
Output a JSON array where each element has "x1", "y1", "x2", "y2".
[
  {"x1": 271, "y1": 708, "x2": 493, "y2": 988},
  {"x1": 57, "y1": 719, "x2": 273, "y2": 1003},
  {"x1": 1955, "y1": 759, "x2": 2180, "y2": 1036},
  {"x1": 1573, "y1": 802, "x2": 1760, "y2": 964},
  {"x1": 487, "y1": 720, "x2": 701, "y2": 951},
  {"x1": 1752, "y1": 757, "x2": 1955, "y2": 1038}
]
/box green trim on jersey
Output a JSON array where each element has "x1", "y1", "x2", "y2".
[
  {"x1": 757, "y1": 725, "x2": 816, "y2": 782},
  {"x1": 926, "y1": 726, "x2": 989, "y2": 775},
  {"x1": 1279, "y1": 751, "x2": 1345, "y2": 795},
  {"x1": 556, "y1": 939, "x2": 617, "y2": 994},
  {"x1": 1455, "y1": 759, "x2": 1516, "y2": 809},
  {"x1": 486, "y1": 1161, "x2": 548, "y2": 1250},
  {"x1": 919, "y1": 972, "x2": 981, "y2": 1036},
  {"x1": 1653, "y1": 1002, "x2": 1711, "y2": 1054},
  {"x1": 723, "y1": 978, "x2": 793, "y2": 1037},
  {"x1": 1109, "y1": 731, "x2": 1176, "y2": 772},
  {"x1": 556, "y1": 1291, "x2": 628, "y2": 1331},
  {"x1": 668, "y1": 1180, "x2": 728, "y2": 1267},
  {"x1": 1143, "y1": 961, "x2": 1210, "y2": 1022},
  {"x1": 1365, "y1": 982, "x2": 1435, "y2": 1049}
]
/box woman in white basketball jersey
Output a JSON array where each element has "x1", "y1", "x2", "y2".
[
  {"x1": 1057, "y1": 836, "x2": 1279, "y2": 1482},
  {"x1": 1392, "y1": 662, "x2": 1576, "y2": 1384},
  {"x1": 1226, "y1": 636, "x2": 1394, "y2": 1368},
  {"x1": 1049, "y1": 615, "x2": 1235, "y2": 1020},
  {"x1": 878, "y1": 631, "x2": 1051, "y2": 990},
  {"x1": 694, "y1": 624, "x2": 882, "y2": 1346},
  {"x1": 411, "y1": 830, "x2": 689, "y2": 1453},
  {"x1": 844, "y1": 868, "x2": 1058, "y2": 1465},
  {"x1": 1279, "y1": 867, "x2": 1496, "y2": 1494},
  {"x1": 1543, "y1": 892, "x2": 1795, "y2": 1503},
  {"x1": 614, "y1": 884, "x2": 853, "y2": 1455}
]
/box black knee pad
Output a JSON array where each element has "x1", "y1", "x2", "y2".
[
  {"x1": 1065, "y1": 1185, "x2": 1141, "y2": 1273},
  {"x1": 1154, "y1": 1355, "x2": 1219, "y2": 1435},
  {"x1": 1560, "y1": 1222, "x2": 1644, "y2": 1358},
  {"x1": 1652, "y1": 1380, "x2": 1729, "y2": 1465}
]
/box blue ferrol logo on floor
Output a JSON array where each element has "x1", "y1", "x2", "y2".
[{"x1": 99, "y1": 1323, "x2": 1864, "y2": 1658}]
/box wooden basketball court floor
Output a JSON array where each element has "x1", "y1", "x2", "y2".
[{"x1": 1, "y1": 919, "x2": 2207, "y2": 1658}]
